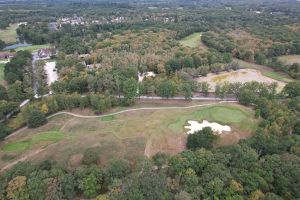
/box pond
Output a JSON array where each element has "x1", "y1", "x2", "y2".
[{"x1": 3, "y1": 43, "x2": 32, "y2": 50}]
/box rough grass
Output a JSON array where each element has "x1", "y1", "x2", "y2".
[
  {"x1": 0, "y1": 63, "x2": 4, "y2": 81},
  {"x1": 15, "y1": 44, "x2": 50, "y2": 52},
  {"x1": 278, "y1": 55, "x2": 300, "y2": 65},
  {"x1": 0, "y1": 23, "x2": 18, "y2": 43},
  {"x1": 0, "y1": 102, "x2": 257, "y2": 169}
]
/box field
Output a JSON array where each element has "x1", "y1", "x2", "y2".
[
  {"x1": 15, "y1": 44, "x2": 50, "y2": 52},
  {"x1": 0, "y1": 23, "x2": 18, "y2": 43},
  {"x1": 233, "y1": 58, "x2": 293, "y2": 83},
  {"x1": 0, "y1": 100, "x2": 257, "y2": 170},
  {"x1": 179, "y1": 32, "x2": 207, "y2": 50},
  {"x1": 278, "y1": 55, "x2": 300, "y2": 65},
  {"x1": 196, "y1": 68, "x2": 286, "y2": 91}
]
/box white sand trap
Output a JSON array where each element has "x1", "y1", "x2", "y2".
[
  {"x1": 44, "y1": 61, "x2": 58, "y2": 86},
  {"x1": 185, "y1": 120, "x2": 231, "y2": 134},
  {"x1": 195, "y1": 69, "x2": 285, "y2": 91}
]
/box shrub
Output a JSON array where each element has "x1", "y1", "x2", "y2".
[
  {"x1": 27, "y1": 109, "x2": 47, "y2": 128},
  {"x1": 82, "y1": 148, "x2": 99, "y2": 165}
]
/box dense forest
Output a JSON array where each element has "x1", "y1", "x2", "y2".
[{"x1": 0, "y1": 0, "x2": 300, "y2": 199}]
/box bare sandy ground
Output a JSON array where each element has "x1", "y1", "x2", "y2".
[
  {"x1": 195, "y1": 69, "x2": 285, "y2": 91},
  {"x1": 44, "y1": 61, "x2": 58, "y2": 86},
  {"x1": 185, "y1": 120, "x2": 231, "y2": 134}
]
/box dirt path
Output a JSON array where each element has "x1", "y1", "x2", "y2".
[{"x1": 1, "y1": 101, "x2": 237, "y2": 172}]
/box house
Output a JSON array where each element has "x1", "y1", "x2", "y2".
[
  {"x1": 0, "y1": 52, "x2": 15, "y2": 59},
  {"x1": 37, "y1": 48, "x2": 55, "y2": 59}
]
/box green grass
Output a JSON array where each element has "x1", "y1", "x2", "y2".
[
  {"x1": 0, "y1": 63, "x2": 4, "y2": 81},
  {"x1": 15, "y1": 44, "x2": 50, "y2": 52},
  {"x1": 2, "y1": 131, "x2": 64, "y2": 152},
  {"x1": 2, "y1": 140, "x2": 30, "y2": 152},
  {"x1": 32, "y1": 131, "x2": 65, "y2": 143},
  {"x1": 168, "y1": 105, "x2": 255, "y2": 133},
  {"x1": 179, "y1": 32, "x2": 202, "y2": 48},
  {"x1": 0, "y1": 23, "x2": 18, "y2": 43},
  {"x1": 100, "y1": 115, "x2": 116, "y2": 121}
]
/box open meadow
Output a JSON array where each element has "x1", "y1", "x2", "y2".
[
  {"x1": 0, "y1": 100, "x2": 257, "y2": 170},
  {"x1": 0, "y1": 23, "x2": 18, "y2": 43}
]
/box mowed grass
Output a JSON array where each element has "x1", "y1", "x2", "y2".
[
  {"x1": 168, "y1": 105, "x2": 254, "y2": 133},
  {"x1": 278, "y1": 55, "x2": 300, "y2": 65},
  {"x1": 0, "y1": 102, "x2": 257, "y2": 168},
  {"x1": 234, "y1": 58, "x2": 293, "y2": 82},
  {"x1": 0, "y1": 23, "x2": 18, "y2": 43},
  {"x1": 0, "y1": 63, "x2": 4, "y2": 81},
  {"x1": 15, "y1": 44, "x2": 50, "y2": 52},
  {"x1": 2, "y1": 131, "x2": 64, "y2": 152}
]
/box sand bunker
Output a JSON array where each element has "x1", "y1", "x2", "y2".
[
  {"x1": 185, "y1": 120, "x2": 231, "y2": 134},
  {"x1": 195, "y1": 69, "x2": 285, "y2": 91}
]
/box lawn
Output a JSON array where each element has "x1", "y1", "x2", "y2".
[
  {"x1": 0, "y1": 63, "x2": 4, "y2": 81},
  {"x1": 0, "y1": 23, "x2": 18, "y2": 43},
  {"x1": 234, "y1": 58, "x2": 293, "y2": 83},
  {"x1": 15, "y1": 44, "x2": 50, "y2": 52},
  {"x1": 0, "y1": 102, "x2": 257, "y2": 169},
  {"x1": 278, "y1": 55, "x2": 300, "y2": 65}
]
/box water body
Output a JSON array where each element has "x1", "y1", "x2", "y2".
[{"x1": 3, "y1": 43, "x2": 32, "y2": 50}]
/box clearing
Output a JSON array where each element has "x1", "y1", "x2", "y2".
[
  {"x1": 195, "y1": 68, "x2": 286, "y2": 91},
  {"x1": 233, "y1": 58, "x2": 293, "y2": 83},
  {"x1": 0, "y1": 23, "x2": 18, "y2": 43},
  {"x1": 278, "y1": 55, "x2": 300, "y2": 65},
  {"x1": 0, "y1": 100, "x2": 257, "y2": 170},
  {"x1": 179, "y1": 32, "x2": 207, "y2": 50}
]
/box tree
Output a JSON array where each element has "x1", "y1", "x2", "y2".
[
  {"x1": 7, "y1": 81, "x2": 26, "y2": 101},
  {"x1": 0, "y1": 85, "x2": 8, "y2": 100},
  {"x1": 82, "y1": 174, "x2": 99, "y2": 198},
  {"x1": 255, "y1": 52, "x2": 266, "y2": 65},
  {"x1": 283, "y1": 81, "x2": 300, "y2": 98},
  {"x1": 27, "y1": 109, "x2": 47, "y2": 128},
  {"x1": 187, "y1": 127, "x2": 218, "y2": 150},
  {"x1": 181, "y1": 83, "x2": 193, "y2": 100},
  {"x1": 0, "y1": 39, "x2": 6, "y2": 50},
  {"x1": 200, "y1": 82, "x2": 210, "y2": 96},
  {"x1": 123, "y1": 78, "x2": 138, "y2": 105},
  {"x1": 157, "y1": 80, "x2": 176, "y2": 98},
  {"x1": 106, "y1": 158, "x2": 130, "y2": 180},
  {"x1": 0, "y1": 123, "x2": 8, "y2": 140},
  {"x1": 6, "y1": 176, "x2": 30, "y2": 200}
]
